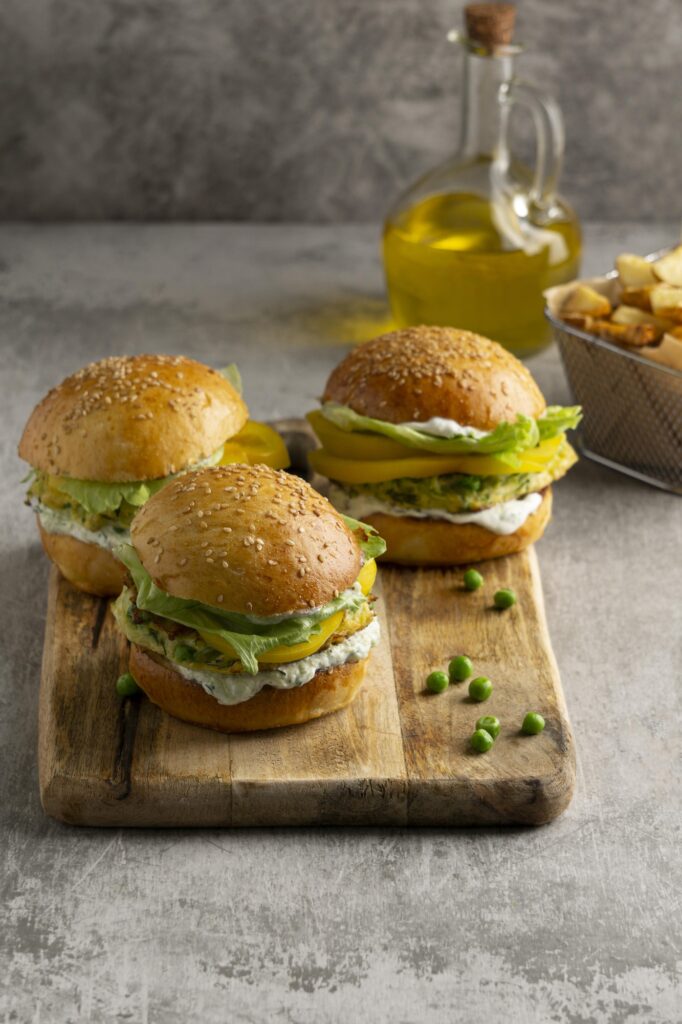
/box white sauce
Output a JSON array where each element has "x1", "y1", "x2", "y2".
[
  {"x1": 329, "y1": 489, "x2": 542, "y2": 536},
  {"x1": 241, "y1": 581, "x2": 364, "y2": 626},
  {"x1": 36, "y1": 503, "x2": 130, "y2": 552},
  {"x1": 174, "y1": 618, "x2": 380, "y2": 706},
  {"x1": 399, "y1": 416, "x2": 490, "y2": 440}
]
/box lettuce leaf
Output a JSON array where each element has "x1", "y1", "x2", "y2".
[
  {"x1": 341, "y1": 515, "x2": 387, "y2": 561},
  {"x1": 320, "y1": 402, "x2": 540, "y2": 455},
  {"x1": 41, "y1": 446, "x2": 226, "y2": 517},
  {"x1": 116, "y1": 544, "x2": 368, "y2": 675},
  {"x1": 219, "y1": 363, "x2": 243, "y2": 395},
  {"x1": 537, "y1": 406, "x2": 582, "y2": 441},
  {"x1": 54, "y1": 477, "x2": 166, "y2": 516}
]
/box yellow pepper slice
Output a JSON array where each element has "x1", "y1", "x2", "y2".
[
  {"x1": 309, "y1": 436, "x2": 565, "y2": 483},
  {"x1": 197, "y1": 560, "x2": 376, "y2": 666},
  {"x1": 357, "y1": 558, "x2": 377, "y2": 595},
  {"x1": 307, "y1": 410, "x2": 413, "y2": 461},
  {"x1": 198, "y1": 610, "x2": 344, "y2": 665},
  {"x1": 219, "y1": 420, "x2": 290, "y2": 470}
]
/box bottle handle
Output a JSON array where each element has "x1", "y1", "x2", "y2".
[{"x1": 499, "y1": 78, "x2": 565, "y2": 206}]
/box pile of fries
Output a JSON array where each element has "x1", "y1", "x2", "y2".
[{"x1": 558, "y1": 247, "x2": 682, "y2": 350}]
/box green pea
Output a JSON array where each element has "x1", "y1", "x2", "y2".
[
  {"x1": 493, "y1": 588, "x2": 516, "y2": 609},
  {"x1": 522, "y1": 712, "x2": 546, "y2": 735},
  {"x1": 463, "y1": 569, "x2": 484, "y2": 591},
  {"x1": 449, "y1": 655, "x2": 473, "y2": 683},
  {"x1": 470, "y1": 728, "x2": 494, "y2": 753},
  {"x1": 468, "y1": 676, "x2": 493, "y2": 702},
  {"x1": 426, "y1": 670, "x2": 449, "y2": 694},
  {"x1": 476, "y1": 715, "x2": 500, "y2": 739},
  {"x1": 173, "y1": 643, "x2": 195, "y2": 662},
  {"x1": 115, "y1": 672, "x2": 140, "y2": 698}
]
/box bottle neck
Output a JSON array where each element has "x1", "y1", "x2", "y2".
[{"x1": 457, "y1": 49, "x2": 514, "y2": 160}]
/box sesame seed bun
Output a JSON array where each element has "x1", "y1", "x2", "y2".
[
  {"x1": 129, "y1": 645, "x2": 368, "y2": 733},
  {"x1": 38, "y1": 522, "x2": 126, "y2": 596},
  {"x1": 366, "y1": 488, "x2": 552, "y2": 565},
  {"x1": 323, "y1": 326, "x2": 545, "y2": 430},
  {"x1": 19, "y1": 354, "x2": 247, "y2": 481},
  {"x1": 131, "y1": 464, "x2": 362, "y2": 617}
]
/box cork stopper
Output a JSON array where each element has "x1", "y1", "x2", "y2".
[{"x1": 465, "y1": 3, "x2": 516, "y2": 49}]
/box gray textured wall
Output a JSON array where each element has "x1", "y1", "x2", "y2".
[{"x1": 0, "y1": 0, "x2": 680, "y2": 222}]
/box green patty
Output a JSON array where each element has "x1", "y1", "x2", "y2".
[
  {"x1": 28, "y1": 474, "x2": 138, "y2": 531},
  {"x1": 331, "y1": 442, "x2": 576, "y2": 513},
  {"x1": 113, "y1": 587, "x2": 239, "y2": 670}
]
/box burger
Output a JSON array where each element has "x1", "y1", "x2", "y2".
[
  {"x1": 307, "y1": 326, "x2": 580, "y2": 565},
  {"x1": 111, "y1": 464, "x2": 384, "y2": 732},
  {"x1": 19, "y1": 354, "x2": 289, "y2": 596}
]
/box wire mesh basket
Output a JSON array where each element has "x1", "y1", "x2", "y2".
[{"x1": 545, "y1": 267, "x2": 682, "y2": 495}]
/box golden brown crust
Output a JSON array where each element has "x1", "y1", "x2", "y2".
[
  {"x1": 131, "y1": 464, "x2": 362, "y2": 617},
  {"x1": 323, "y1": 327, "x2": 545, "y2": 430},
  {"x1": 129, "y1": 645, "x2": 368, "y2": 733},
  {"x1": 19, "y1": 354, "x2": 247, "y2": 481},
  {"x1": 38, "y1": 521, "x2": 127, "y2": 596},
  {"x1": 367, "y1": 488, "x2": 552, "y2": 565}
]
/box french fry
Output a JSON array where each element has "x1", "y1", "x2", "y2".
[
  {"x1": 560, "y1": 311, "x2": 594, "y2": 331},
  {"x1": 620, "y1": 286, "x2": 654, "y2": 312},
  {"x1": 611, "y1": 304, "x2": 672, "y2": 340},
  {"x1": 591, "y1": 319, "x2": 659, "y2": 348},
  {"x1": 650, "y1": 284, "x2": 682, "y2": 323},
  {"x1": 616, "y1": 253, "x2": 657, "y2": 288},
  {"x1": 653, "y1": 246, "x2": 682, "y2": 287},
  {"x1": 560, "y1": 284, "x2": 612, "y2": 319}
]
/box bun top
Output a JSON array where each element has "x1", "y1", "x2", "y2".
[
  {"x1": 323, "y1": 327, "x2": 545, "y2": 430},
  {"x1": 19, "y1": 354, "x2": 248, "y2": 482},
  {"x1": 131, "y1": 464, "x2": 362, "y2": 617}
]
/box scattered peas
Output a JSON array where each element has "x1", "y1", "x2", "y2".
[
  {"x1": 426, "y1": 670, "x2": 449, "y2": 694},
  {"x1": 522, "y1": 712, "x2": 546, "y2": 735},
  {"x1": 476, "y1": 715, "x2": 500, "y2": 739},
  {"x1": 470, "y1": 728, "x2": 494, "y2": 753},
  {"x1": 493, "y1": 588, "x2": 517, "y2": 610},
  {"x1": 468, "y1": 676, "x2": 493, "y2": 702},
  {"x1": 115, "y1": 672, "x2": 140, "y2": 698},
  {"x1": 463, "y1": 568, "x2": 484, "y2": 591},
  {"x1": 449, "y1": 655, "x2": 473, "y2": 683}
]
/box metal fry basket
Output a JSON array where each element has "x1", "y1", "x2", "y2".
[{"x1": 545, "y1": 272, "x2": 682, "y2": 495}]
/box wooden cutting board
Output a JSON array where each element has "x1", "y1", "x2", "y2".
[{"x1": 39, "y1": 547, "x2": 575, "y2": 828}]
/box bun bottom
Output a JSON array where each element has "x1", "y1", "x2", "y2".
[
  {"x1": 38, "y1": 521, "x2": 126, "y2": 596},
  {"x1": 367, "y1": 488, "x2": 552, "y2": 566},
  {"x1": 129, "y1": 645, "x2": 368, "y2": 733}
]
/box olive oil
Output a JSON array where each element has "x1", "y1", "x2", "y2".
[
  {"x1": 381, "y1": 4, "x2": 582, "y2": 356},
  {"x1": 383, "y1": 190, "x2": 581, "y2": 355}
]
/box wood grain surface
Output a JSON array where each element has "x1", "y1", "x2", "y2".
[{"x1": 39, "y1": 549, "x2": 575, "y2": 828}]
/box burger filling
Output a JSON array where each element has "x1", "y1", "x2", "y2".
[
  {"x1": 111, "y1": 516, "x2": 384, "y2": 706},
  {"x1": 24, "y1": 420, "x2": 290, "y2": 551},
  {"x1": 24, "y1": 446, "x2": 224, "y2": 552},
  {"x1": 308, "y1": 402, "x2": 581, "y2": 534}
]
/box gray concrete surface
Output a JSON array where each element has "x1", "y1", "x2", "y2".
[
  {"x1": 1, "y1": 1, "x2": 681, "y2": 222},
  {"x1": 1, "y1": 222, "x2": 681, "y2": 1022}
]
